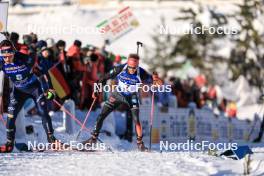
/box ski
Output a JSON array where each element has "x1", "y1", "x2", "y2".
[{"x1": 15, "y1": 142, "x2": 32, "y2": 152}]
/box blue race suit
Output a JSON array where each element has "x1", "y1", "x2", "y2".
[{"x1": 0, "y1": 52, "x2": 54, "y2": 142}]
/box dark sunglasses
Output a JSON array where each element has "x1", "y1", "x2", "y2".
[
  {"x1": 0, "y1": 48, "x2": 14, "y2": 56},
  {"x1": 128, "y1": 66, "x2": 137, "y2": 70}
]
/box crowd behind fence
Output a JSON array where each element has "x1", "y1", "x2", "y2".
[{"x1": 1, "y1": 31, "x2": 240, "y2": 119}]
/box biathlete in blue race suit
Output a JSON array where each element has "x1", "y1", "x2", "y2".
[
  {"x1": 82, "y1": 53, "x2": 163, "y2": 151},
  {"x1": 0, "y1": 40, "x2": 59, "y2": 153}
]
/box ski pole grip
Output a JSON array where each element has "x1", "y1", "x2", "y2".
[{"x1": 137, "y1": 41, "x2": 143, "y2": 47}]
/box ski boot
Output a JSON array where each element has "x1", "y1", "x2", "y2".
[
  {"x1": 0, "y1": 140, "x2": 14, "y2": 153},
  {"x1": 253, "y1": 136, "x2": 262, "y2": 143},
  {"x1": 82, "y1": 132, "x2": 98, "y2": 146},
  {"x1": 137, "y1": 137, "x2": 148, "y2": 152},
  {"x1": 47, "y1": 133, "x2": 66, "y2": 151}
]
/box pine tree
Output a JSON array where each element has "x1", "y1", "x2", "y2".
[
  {"x1": 229, "y1": 0, "x2": 264, "y2": 90},
  {"x1": 144, "y1": 5, "x2": 228, "y2": 80}
]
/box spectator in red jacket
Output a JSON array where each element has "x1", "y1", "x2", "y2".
[
  {"x1": 79, "y1": 47, "x2": 105, "y2": 109},
  {"x1": 66, "y1": 40, "x2": 86, "y2": 105}
]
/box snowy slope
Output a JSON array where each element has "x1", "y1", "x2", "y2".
[
  {"x1": 0, "y1": 109, "x2": 264, "y2": 176},
  {"x1": 0, "y1": 152, "x2": 245, "y2": 176},
  {"x1": 0, "y1": 146, "x2": 264, "y2": 176}
]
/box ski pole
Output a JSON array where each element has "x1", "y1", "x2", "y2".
[
  {"x1": 53, "y1": 99, "x2": 90, "y2": 132},
  {"x1": 149, "y1": 90, "x2": 155, "y2": 151},
  {"x1": 0, "y1": 114, "x2": 6, "y2": 126},
  {"x1": 136, "y1": 41, "x2": 143, "y2": 55},
  {"x1": 41, "y1": 73, "x2": 90, "y2": 132},
  {"x1": 75, "y1": 97, "x2": 97, "y2": 140}
]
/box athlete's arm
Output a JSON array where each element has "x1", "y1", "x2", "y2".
[
  {"x1": 140, "y1": 68, "x2": 163, "y2": 86},
  {"x1": 18, "y1": 52, "x2": 36, "y2": 68},
  {"x1": 139, "y1": 67, "x2": 153, "y2": 84},
  {"x1": 98, "y1": 64, "x2": 125, "y2": 85}
]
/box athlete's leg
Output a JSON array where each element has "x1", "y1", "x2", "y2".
[
  {"x1": 128, "y1": 94, "x2": 147, "y2": 151},
  {"x1": 93, "y1": 92, "x2": 122, "y2": 136},
  {"x1": 83, "y1": 92, "x2": 124, "y2": 145},
  {"x1": 31, "y1": 86, "x2": 55, "y2": 142},
  {"x1": 6, "y1": 87, "x2": 27, "y2": 143},
  {"x1": 128, "y1": 94, "x2": 142, "y2": 138}
]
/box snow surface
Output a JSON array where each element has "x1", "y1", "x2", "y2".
[
  {"x1": 0, "y1": 109, "x2": 264, "y2": 176},
  {"x1": 0, "y1": 151, "x2": 254, "y2": 176},
  {"x1": 0, "y1": 142, "x2": 264, "y2": 176}
]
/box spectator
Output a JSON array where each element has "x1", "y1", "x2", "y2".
[
  {"x1": 226, "y1": 101, "x2": 237, "y2": 118},
  {"x1": 37, "y1": 47, "x2": 54, "y2": 74},
  {"x1": 79, "y1": 47, "x2": 105, "y2": 109},
  {"x1": 36, "y1": 40, "x2": 48, "y2": 54},
  {"x1": 22, "y1": 34, "x2": 36, "y2": 57},
  {"x1": 66, "y1": 40, "x2": 84, "y2": 105},
  {"x1": 9, "y1": 32, "x2": 23, "y2": 51},
  {"x1": 113, "y1": 55, "x2": 122, "y2": 66},
  {"x1": 30, "y1": 32, "x2": 38, "y2": 44},
  {"x1": 56, "y1": 40, "x2": 67, "y2": 64}
]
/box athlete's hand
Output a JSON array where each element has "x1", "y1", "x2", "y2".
[
  {"x1": 152, "y1": 72, "x2": 163, "y2": 86},
  {"x1": 92, "y1": 92, "x2": 99, "y2": 99},
  {"x1": 44, "y1": 89, "x2": 56, "y2": 100}
]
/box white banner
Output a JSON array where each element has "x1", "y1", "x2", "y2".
[
  {"x1": 96, "y1": 6, "x2": 139, "y2": 43},
  {"x1": 139, "y1": 98, "x2": 259, "y2": 144},
  {"x1": 0, "y1": 2, "x2": 9, "y2": 32}
]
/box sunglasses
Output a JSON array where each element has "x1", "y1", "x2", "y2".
[
  {"x1": 2, "y1": 54, "x2": 13, "y2": 59},
  {"x1": 128, "y1": 66, "x2": 137, "y2": 70},
  {"x1": 0, "y1": 48, "x2": 14, "y2": 57}
]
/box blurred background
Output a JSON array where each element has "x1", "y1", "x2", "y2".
[{"x1": 0, "y1": 0, "x2": 264, "y2": 143}]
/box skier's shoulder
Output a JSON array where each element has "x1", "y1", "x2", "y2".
[
  {"x1": 14, "y1": 51, "x2": 30, "y2": 62},
  {"x1": 138, "y1": 67, "x2": 151, "y2": 79},
  {"x1": 139, "y1": 67, "x2": 147, "y2": 74},
  {"x1": 15, "y1": 51, "x2": 28, "y2": 58},
  {"x1": 112, "y1": 64, "x2": 126, "y2": 74},
  {"x1": 15, "y1": 51, "x2": 35, "y2": 67}
]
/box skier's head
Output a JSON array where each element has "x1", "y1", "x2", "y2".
[
  {"x1": 0, "y1": 40, "x2": 15, "y2": 64},
  {"x1": 127, "y1": 53, "x2": 139, "y2": 74}
]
